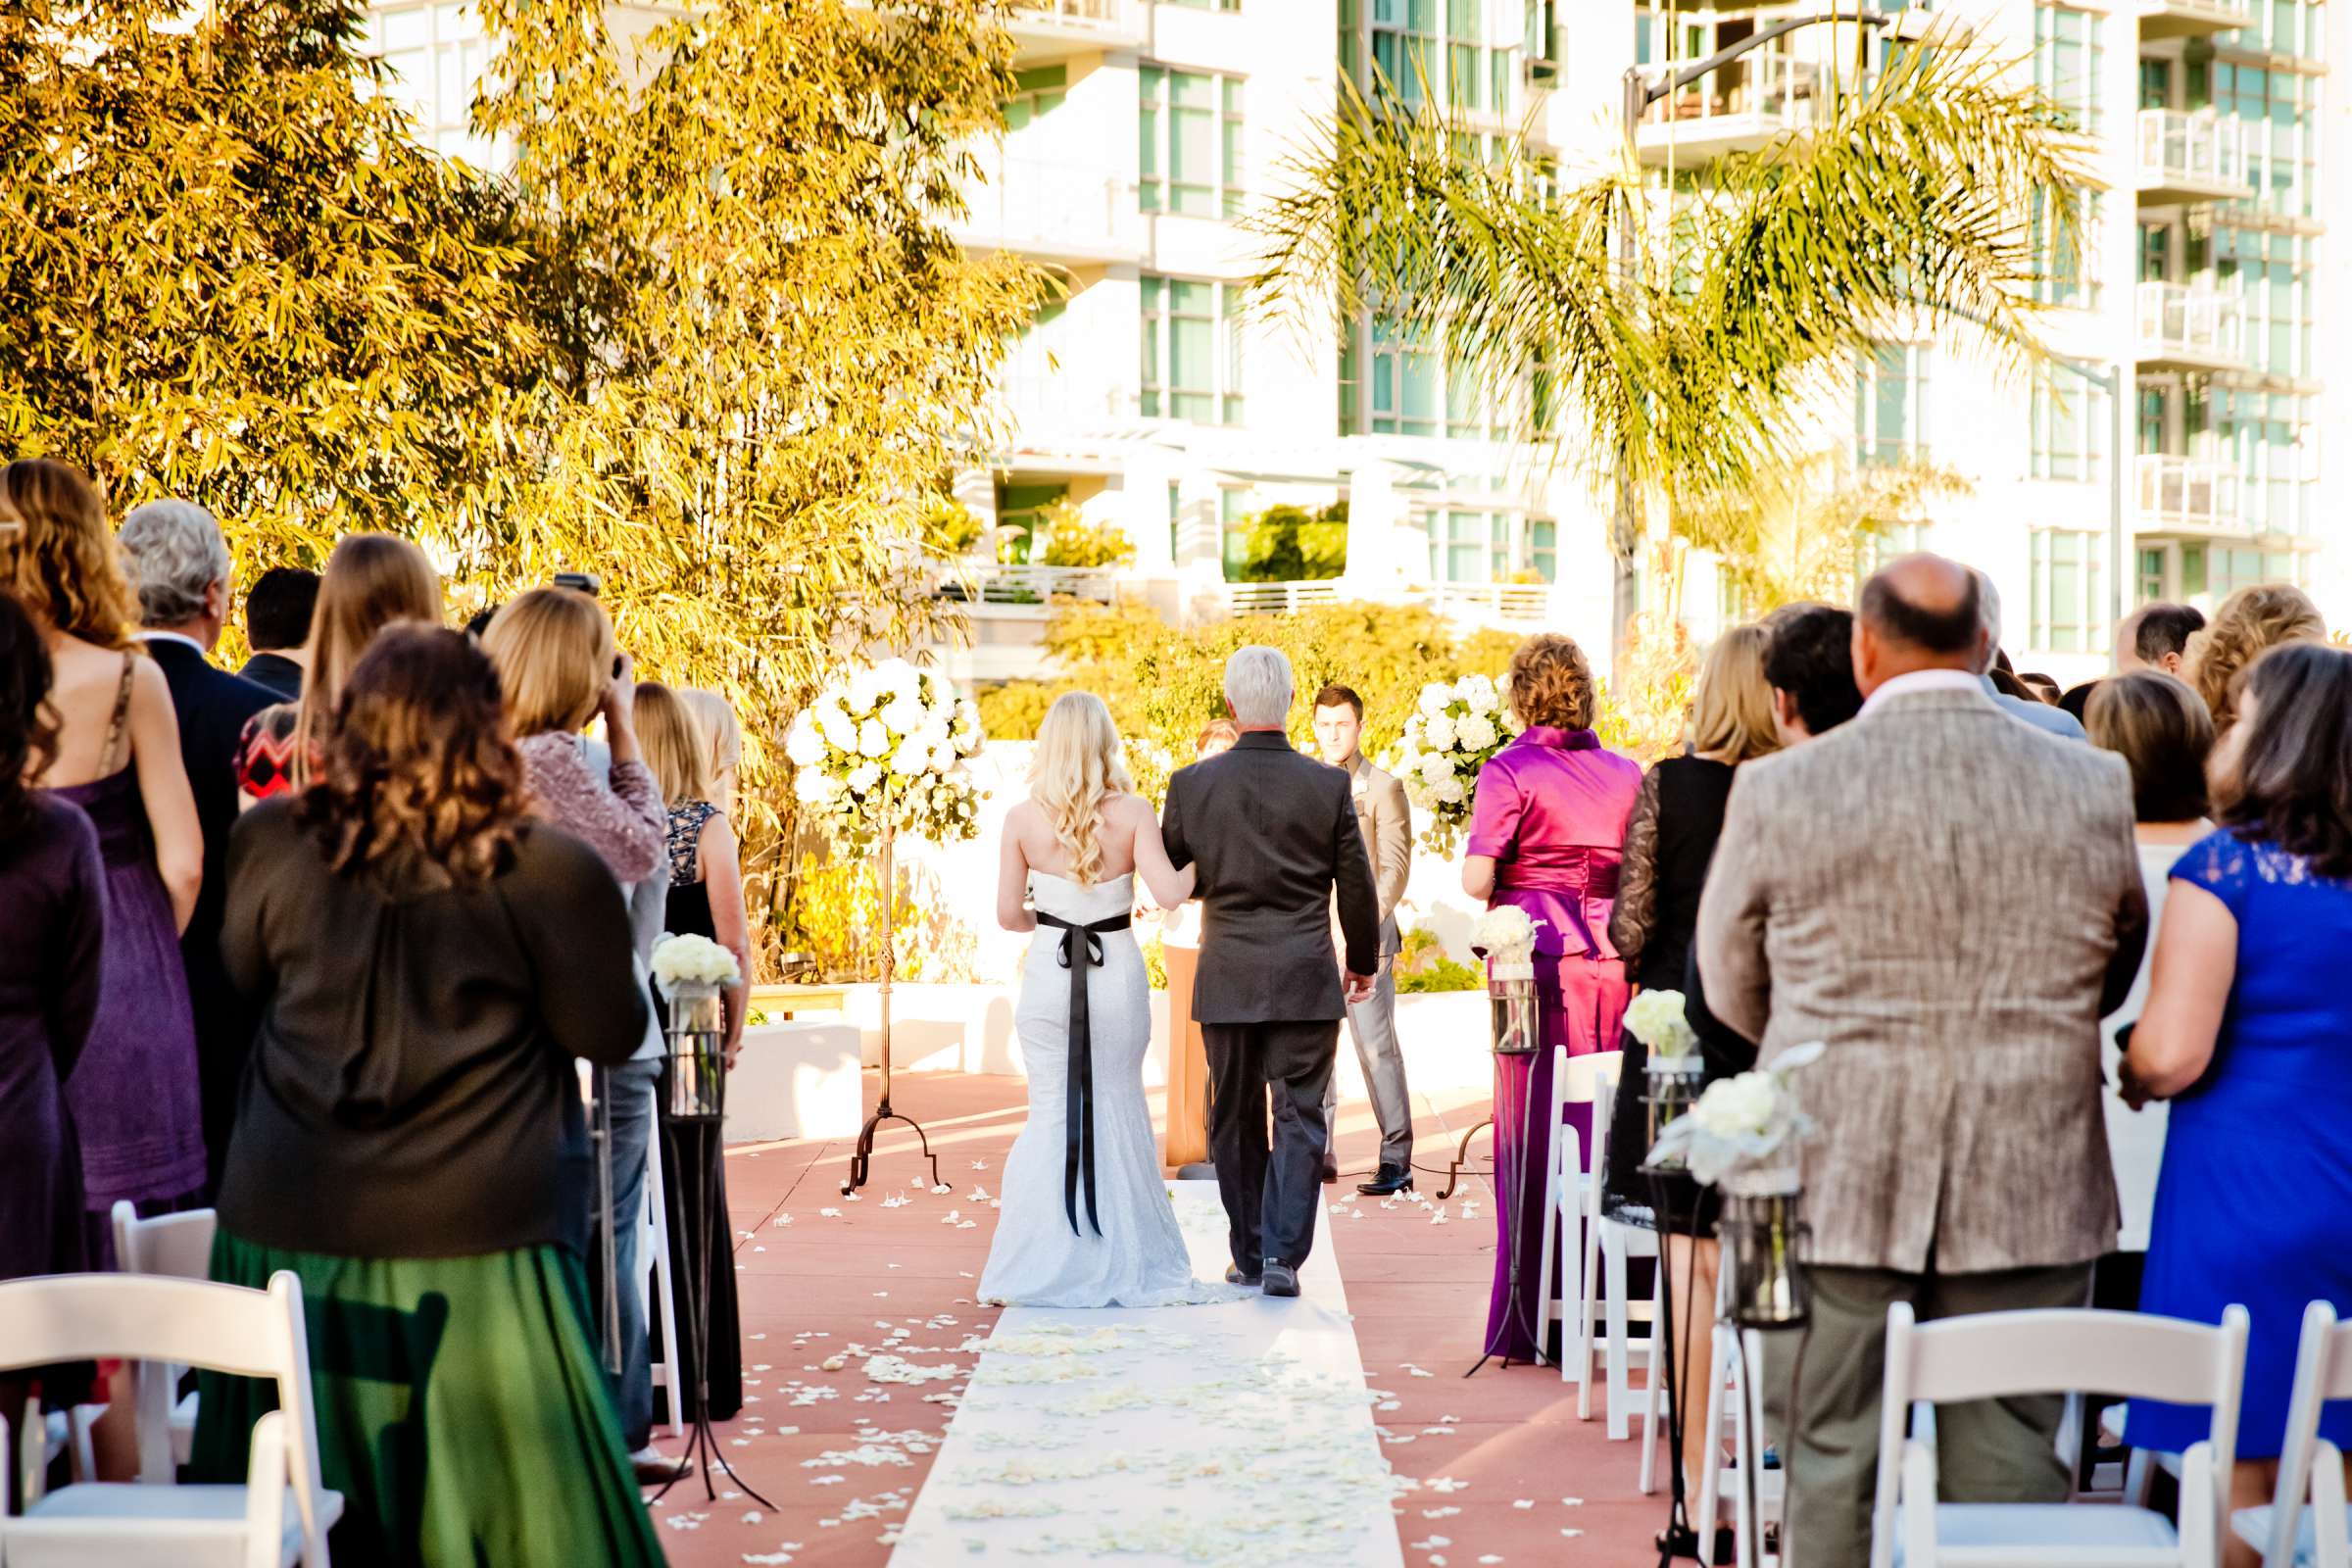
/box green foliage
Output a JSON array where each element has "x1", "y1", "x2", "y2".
[
  {"x1": 1684, "y1": 451, "x2": 1975, "y2": 612},
  {"x1": 1237, "y1": 501, "x2": 1349, "y2": 583},
  {"x1": 1035, "y1": 501, "x2": 1138, "y2": 569},
  {"x1": 1396, "y1": 927, "x2": 1482, "y2": 993},
  {"x1": 976, "y1": 679, "x2": 1059, "y2": 742},
  {"x1": 1141, "y1": 933, "x2": 1168, "y2": 992}
]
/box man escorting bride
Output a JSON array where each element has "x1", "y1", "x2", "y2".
[{"x1": 980, "y1": 648, "x2": 1380, "y2": 1305}]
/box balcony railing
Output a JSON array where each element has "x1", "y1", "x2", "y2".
[
  {"x1": 2136, "y1": 0, "x2": 2254, "y2": 42},
  {"x1": 1224, "y1": 580, "x2": 1341, "y2": 616},
  {"x1": 2136, "y1": 281, "x2": 2245, "y2": 370},
  {"x1": 2135, "y1": 110, "x2": 2246, "y2": 202},
  {"x1": 2136, "y1": 456, "x2": 2241, "y2": 534},
  {"x1": 940, "y1": 564, "x2": 1119, "y2": 608},
  {"x1": 953, "y1": 156, "x2": 1140, "y2": 261},
  {"x1": 1636, "y1": 54, "x2": 1819, "y2": 162},
  {"x1": 1427, "y1": 581, "x2": 1554, "y2": 626},
  {"x1": 1005, "y1": 0, "x2": 1143, "y2": 53}
]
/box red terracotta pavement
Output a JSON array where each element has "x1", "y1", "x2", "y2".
[{"x1": 652, "y1": 1070, "x2": 1663, "y2": 1568}]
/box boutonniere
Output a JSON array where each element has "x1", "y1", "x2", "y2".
[{"x1": 1349, "y1": 771, "x2": 1370, "y2": 803}]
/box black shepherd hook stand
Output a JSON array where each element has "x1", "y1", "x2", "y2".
[
  {"x1": 1434, "y1": 1115, "x2": 1494, "y2": 1202},
  {"x1": 654, "y1": 1036, "x2": 775, "y2": 1510},
  {"x1": 841, "y1": 822, "x2": 944, "y2": 1196},
  {"x1": 1644, "y1": 1164, "x2": 1709, "y2": 1566}
]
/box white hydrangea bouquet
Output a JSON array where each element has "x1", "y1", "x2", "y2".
[
  {"x1": 784, "y1": 657, "x2": 986, "y2": 848},
  {"x1": 1390, "y1": 673, "x2": 1520, "y2": 856},
  {"x1": 650, "y1": 932, "x2": 741, "y2": 996},
  {"x1": 1623, "y1": 988, "x2": 1699, "y2": 1060},
  {"x1": 1469, "y1": 905, "x2": 1544, "y2": 980},
  {"x1": 1647, "y1": 1041, "x2": 1826, "y2": 1186}
]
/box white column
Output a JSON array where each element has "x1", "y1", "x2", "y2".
[{"x1": 1338, "y1": 455, "x2": 1412, "y2": 602}]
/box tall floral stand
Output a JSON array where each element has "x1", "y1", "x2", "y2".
[{"x1": 841, "y1": 821, "x2": 945, "y2": 1195}]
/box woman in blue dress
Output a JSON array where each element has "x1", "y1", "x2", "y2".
[{"x1": 2123, "y1": 640, "x2": 2352, "y2": 1561}]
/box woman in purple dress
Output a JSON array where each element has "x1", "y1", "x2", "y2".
[
  {"x1": 0, "y1": 589, "x2": 107, "y2": 1286},
  {"x1": 1463, "y1": 632, "x2": 1642, "y2": 1362}
]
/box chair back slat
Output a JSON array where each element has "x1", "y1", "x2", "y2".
[
  {"x1": 113, "y1": 1202, "x2": 219, "y2": 1282},
  {"x1": 2268, "y1": 1302, "x2": 2352, "y2": 1568},
  {"x1": 1561, "y1": 1049, "x2": 1621, "y2": 1107},
  {"x1": 0, "y1": 1274, "x2": 285, "y2": 1379},
  {"x1": 1901, "y1": 1307, "x2": 2247, "y2": 1411}
]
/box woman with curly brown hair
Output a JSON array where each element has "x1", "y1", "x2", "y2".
[
  {"x1": 194, "y1": 624, "x2": 663, "y2": 1566},
  {"x1": 2, "y1": 458, "x2": 206, "y2": 1264},
  {"x1": 1461, "y1": 631, "x2": 1642, "y2": 1362},
  {"x1": 2184, "y1": 581, "x2": 2324, "y2": 734}
]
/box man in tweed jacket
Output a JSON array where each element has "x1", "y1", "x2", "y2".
[{"x1": 1696, "y1": 556, "x2": 2148, "y2": 1568}]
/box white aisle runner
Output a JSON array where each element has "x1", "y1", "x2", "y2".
[{"x1": 891, "y1": 1182, "x2": 1403, "y2": 1567}]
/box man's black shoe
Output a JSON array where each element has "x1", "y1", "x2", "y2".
[
  {"x1": 1355, "y1": 1165, "x2": 1414, "y2": 1197},
  {"x1": 1224, "y1": 1262, "x2": 1262, "y2": 1287}
]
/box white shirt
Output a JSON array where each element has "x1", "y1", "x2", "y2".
[
  {"x1": 1857, "y1": 666, "x2": 1984, "y2": 718},
  {"x1": 135, "y1": 629, "x2": 208, "y2": 657}
]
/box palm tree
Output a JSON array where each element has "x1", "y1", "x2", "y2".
[{"x1": 1250, "y1": 27, "x2": 2092, "y2": 652}]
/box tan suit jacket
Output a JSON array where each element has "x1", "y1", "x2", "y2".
[
  {"x1": 1342, "y1": 757, "x2": 1411, "y2": 959},
  {"x1": 1694, "y1": 685, "x2": 2148, "y2": 1274}
]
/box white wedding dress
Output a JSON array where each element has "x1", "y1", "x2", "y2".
[{"x1": 978, "y1": 871, "x2": 1230, "y2": 1307}]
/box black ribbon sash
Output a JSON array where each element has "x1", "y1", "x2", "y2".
[{"x1": 1034, "y1": 910, "x2": 1130, "y2": 1238}]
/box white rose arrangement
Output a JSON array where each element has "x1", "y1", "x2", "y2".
[
  {"x1": 785, "y1": 658, "x2": 986, "y2": 848},
  {"x1": 1388, "y1": 672, "x2": 1521, "y2": 856},
  {"x1": 1469, "y1": 906, "x2": 1543, "y2": 969},
  {"x1": 650, "y1": 932, "x2": 741, "y2": 996},
  {"x1": 1622, "y1": 988, "x2": 1699, "y2": 1059},
  {"x1": 1646, "y1": 1041, "x2": 1827, "y2": 1185}
]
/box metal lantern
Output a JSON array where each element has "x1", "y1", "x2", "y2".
[
  {"x1": 664, "y1": 980, "x2": 727, "y2": 1121},
  {"x1": 1718, "y1": 1165, "x2": 1812, "y2": 1328},
  {"x1": 1642, "y1": 1053, "x2": 1706, "y2": 1163},
  {"x1": 1488, "y1": 962, "x2": 1540, "y2": 1055}
]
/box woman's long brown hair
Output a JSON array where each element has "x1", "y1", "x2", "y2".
[{"x1": 292, "y1": 534, "x2": 443, "y2": 789}]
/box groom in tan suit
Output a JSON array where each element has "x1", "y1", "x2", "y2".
[{"x1": 1697, "y1": 556, "x2": 2148, "y2": 1567}]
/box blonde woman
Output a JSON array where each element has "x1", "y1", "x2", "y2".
[
  {"x1": 2185, "y1": 582, "x2": 2324, "y2": 734},
  {"x1": 980, "y1": 692, "x2": 1211, "y2": 1307},
  {"x1": 235, "y1": 533, "x2": 442, "y2": 804},
  {"x1": 677, "y1": 687, "x2": 743, "y2": 815},
  {"x1": 1603, "y1": 620, "x2": 1781, "y2": 1517}
]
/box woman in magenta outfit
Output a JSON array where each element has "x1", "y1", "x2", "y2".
[{"x1": 1463, "y1": 633, "x2": 1642, "y2": 1362}]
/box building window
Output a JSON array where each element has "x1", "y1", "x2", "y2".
[
  {"x1": 2029, "y1": 368, "x2": 2108, "y2": 482},
  {"x1": 1220, "y1": 488, "x2": 1253, "y2": 577},
  {"x1": 1368, "y1": 0, "x2": 1440, "y2": 104},
  {"x1": 2033, "y1": 5, "x2": 2103, "y2": 138},
  {"x1": 2216, "y1": 225, "x2": 2314, "y2": 382},
  {"x1": 1527, "y1": 518, "x2": 1557, "y2": 584},
  {"x1": 366, "y1": 3, "x2": 499, "y2": 165},
  {"x1": 2030, "y1": 188, "x2": 2103, "y2": 309},
  {"x1": 2137, "y1": 546, "x2": 2167, "y2": 606},
  {"x1": 2214, "y1": 387, "x2": 2312, "y2": 539},
  {"x1": 1370, "y1": 315, "x2": 1440, "y2": 438},
  {"x1": 1004, "y1": 65, "x2": 1067, "y2": 131},
  {"x1": 1166, "y1": 0, "x2": 1242, "y2": 10},
  {"x1": 1168, "y1": 481, "x2": 1182, "y2": 563},
  {"x1": 2220, "y1": 61, "x2": 2319, "y2": 220},
  {"x1": 1141, "y1": 275, "x2": 1243, "y2": 424},
  {"x1": 2029, "y1": 528, "x2": 2104, "y2": 654},
  {"x1": 1854, "y1": 344, "x2": 1930, "y2": 466},
  {"x1": 1140, "y1": 68, "x2": 1244, "y2": 220}
]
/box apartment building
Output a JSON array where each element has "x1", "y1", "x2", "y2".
[{"x1": 362, "y1": 0, "x2": 2348, "y2": 688}]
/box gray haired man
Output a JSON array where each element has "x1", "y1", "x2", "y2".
[
  {"x1": 116, "y1": 500, "x2": 275, "y2": 1193},
  {"x1": 1159, "y1": 647, "x2": 1381, "y2": 1298}
]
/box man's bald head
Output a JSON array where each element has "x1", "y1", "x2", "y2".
[{"x1": 1852, "y1": 554, "x2": 1987, "y2": 696}]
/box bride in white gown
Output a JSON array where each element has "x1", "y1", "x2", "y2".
[{"x1": 978, "y1": 694, "x2": 1235, "y2": 1308}]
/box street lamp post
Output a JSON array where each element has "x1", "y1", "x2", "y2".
[{"x1": 1608, "y1": 5, "x2": 1940, "y2": 666}]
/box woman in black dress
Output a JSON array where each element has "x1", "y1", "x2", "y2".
[
  {"x1": 1604, "y1": 621, "x2": 1781, "y2": 1503},
  {"x1": 638, "y1": 682, "x2": 751, "y2": 1423}
]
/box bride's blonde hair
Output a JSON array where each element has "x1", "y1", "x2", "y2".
[{"x1": 1030, "y1": 692, "x2": 1132, "y2": 886}]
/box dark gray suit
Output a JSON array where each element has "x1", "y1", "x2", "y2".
[{"x1": 1161, "y1": 731, "x2": 1380, "y2": 1273}]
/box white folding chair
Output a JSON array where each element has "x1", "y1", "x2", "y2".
[
  {"x1": 112, "y1": 1201, "x2": 220, "y2": 1483},
  {"x1": 0, "y1": 1272, "x2": 342, "y2": 1567},
  {"x1": 1869, "y1": 1302, "x2": 2248, "y2": 1568},
  {"x1": 643, "y1": 1129, "x2": 684, "y2": 1439},
  {"x1": 1586, "y1": 1071, "x2": 1663, "y2": 1442},
  {"x1": 1695, "y1": 1316, "x2": 1786, "y2": 1568},
  {"x1": 1536, "y1": 1048, "x2": 1620, "y2": 1395},
  {"x1": 2233, "y1": 1301, "x2": 2352, "y2": 1568}
]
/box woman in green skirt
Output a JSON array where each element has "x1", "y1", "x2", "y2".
[{"x1": 192, "y1": 623, "x2": 664, "y2": 1567}]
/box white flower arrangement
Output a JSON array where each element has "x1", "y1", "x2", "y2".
[
  {"x1": 1388, "y1": 672, "x2": 1521, "y2": 856},
  {"x1": 784, "y1": 658, "x2": 986, "y2": 848},
  {"x1": 1623, "y1": 988, "x2": 1699, "y2": 1059},
  {"x1": 650, "y1": 932, "x2": 740, "y2": 996},
  {"x1": 1469, "y1": 906, "x2": 1544, "y2": 975},
  {"x1": 1646, "y1": 1041, "x2": 1826, "y2": 1185}
]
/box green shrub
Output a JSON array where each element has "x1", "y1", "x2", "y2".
[
  {"x1": 1395, "y1": 926, "x2": 1483, "y2": 993},
  {"x1": 1141, "y1": 933, "x2": 1168, "y2": 991},
  {"x1": 1036, "y1": 500, "x2": 1138, "y2": 569},
  {"x1": 1237, "y1": 501, "x2": 1348, "y2": 583},
  {"x1": 977, "y1": 679, "x2": 1061, "y2": 741}
]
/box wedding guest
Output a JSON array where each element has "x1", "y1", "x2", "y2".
[
  {"x1": 679, "y1": 686, "x2": 744, "y2": 815},
  {"x1": 2058, "y1": 681, "x2": 2100, "y2": 726},
  {"x1": 2019, "y1": 671, "x2": 2062, "y2": 705},
  {"x1": 2116, "y1": 602, "x2": 2205, "y2": 679},
  {"x1": 2186, "y1": 582, "x2": 2324, "y2": 735},
  {"x1": 1973, "y1": 570, "x2": 2086, "y2": 739},
  {"x1": 1605, "y1": 622, "x2": 1779, "y2": 1497},
  {"x1": 2123, "y1": 642, "x2": 2352, "y2": 1564},
  {"x1": 2086, "y1": 672, "x2": 2214, "y2": 1258},
  {"x1": 194, "y1": 625, "x2": 662, "y2": 1565},
  {"x1": 637, "y1": 681, "x2": 747, "y2": 1425},
  {"x1": 3, "y1": 460, "x2": 207, "y2": 1230},
  {"x1": 236, "y1": 565, "x2": 318, "y2": 700},
  {"x1": 1311, "y1": 683, "x2": 1415, "y2": 1195},
  {"x1": 1699, "y1": 555, "x2": 2147, "y2": 1568},
  {"x1": 482, "y1": 587, "x2": 671, "y2": 1479},
  {"x1": 1161, "y1": 717, "x2": 1240, "y2": 1172},
  {"x1": 1761, "y1": 602, "x2": 1863, "y2": 744},
  {"x1": 1462, "y1": 632, "x2": 1642, "y2": 1363},
  {"x1": 0, "y1": 591, "x2": 104, "y2": 1289},
  {"x1": 235, "y1": 534, "x2": 441, "y2": 803},
  {"x1": 117, "y1": 500, "x2": 277, "y2": 1193}
]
